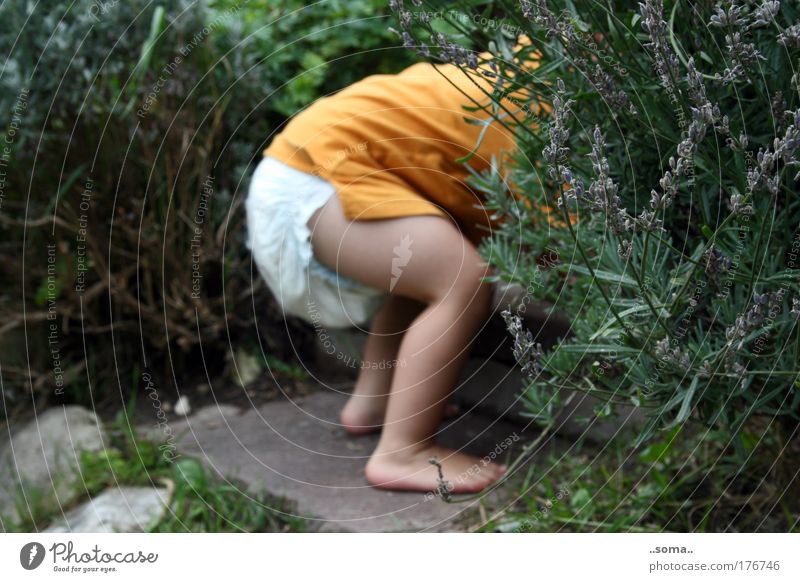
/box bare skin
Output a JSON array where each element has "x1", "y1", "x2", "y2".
[
  {"x1": 339, "y1": 294, "x2": 423, "y2": 435},
  {"x1": 308, "y1": 194, "x2": 506, "y2": 493},
  {"x1": 339, "y1": 294, "x2": 459, "y2": 435}
]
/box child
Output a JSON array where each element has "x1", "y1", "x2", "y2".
[{"x1": 246, "y1": 46, "x2": 534, "y2": 494}]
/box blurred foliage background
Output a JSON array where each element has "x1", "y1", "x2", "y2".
[{"x1": 0, "y1": 0, "x2": 416, "y2": 415}]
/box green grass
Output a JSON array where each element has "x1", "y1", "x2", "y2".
[
  {"x1": 480, "y1": 424, "x2": 799, "y2": 533},
  {"x1": 1, "y1": 480, "x2": 63, "y2": 533},
  {"x1": 263, "y1": 353, "x2": 309, "y2": 382},
  {"x1": 73, "y1": 446, "x2": 305, "y2": 533},
  {"x1": 81, "y1": 408, "x2": 305, "y2": 533},
  {"x1": 149, "y1": 458, "x2": 305, "y2": 533},
  {"x1": 1, "y1": 401, "x2": 305, "y2": 533}
]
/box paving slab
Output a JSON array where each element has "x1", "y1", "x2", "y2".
[
  {"x1": 44, "y1": 486, "x2": 170, "y2": 533},
  {"x1": 0, "y1": 405, "x2": 107, "y2": 528},
  {"x1": 165, "y1": 390, "x2": 552, "y2": 532}
]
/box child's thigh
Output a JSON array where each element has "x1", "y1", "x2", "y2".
[{"x1": 308, "y1": 193, "x2": 489, "y2": 303}]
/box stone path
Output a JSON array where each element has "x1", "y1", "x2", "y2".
[
  {"x1": 165, "y1": 390, "x2": 547, "y2": 532},
  {"x1": 44, "y1": 486, "x2": 170, "y2": 533},
  {"x1": 1, "y1": 352, "x2": 641, "y2": 532}
]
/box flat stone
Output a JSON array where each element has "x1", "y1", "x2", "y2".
[
  {"x1": 451, "y1": 357, "x2": 645, "y2": 442},
  {"x1": 44, "y1": 486, "x2": 170, "y2": 533},
  {"x1": 0, "y1": 406, "x2": 107, "y2": 528},
  {"x1": 312, "y1": 328, "x2": 368, "y2": 375},
  {"x1": 453, "y1": 358, "x2": 527, "y2": 421},
  {"x1": 167, "y1": 391, "x2": 546, "y2": 532}
]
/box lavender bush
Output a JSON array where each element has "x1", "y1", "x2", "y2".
[{"x1": 393, "y1": 0, "x2": 800, "y2": 447}]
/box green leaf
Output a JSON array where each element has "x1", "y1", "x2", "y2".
[
  {"x1": 559, "y1": 344, "x2": 641, "y2": 354},
  {"x1": 570, "y1": 488, "x2": 592, "y2": 510},
  {"x1": 569, "y1": 265, "x2": 639, "y2": 288},
  {"x1": 174, "y1": 458, "x2": 207, "y2": 489},
  {"x1": 589, "y1": 302, "x2": 667, "y2": 341},
  {"x1": 455, "y1": 118, "x2": 493, "y2": 164},
  {"x1": 670, "y1": 376, "x2": 699, "y2": 428}
]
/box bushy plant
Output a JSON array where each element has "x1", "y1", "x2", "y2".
[
  {"x1": 0, "y1": 1, "x2": 414, "y2": 411},
  {"x1": 390, "y1": 0, "x2": 800, "y2": 531},
  {"x1": 395, "y1": 0, "x2": 799, "y2": 440}
]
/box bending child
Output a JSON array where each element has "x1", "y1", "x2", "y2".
[{"x1": 246, "y1": 45, "x2": 537, "y2": 494}]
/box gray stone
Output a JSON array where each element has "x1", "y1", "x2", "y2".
[
  {"x1": 168, "y1": 392, "x2": 541, "y2": 532},
  {"x1": 0, "y1": 406, "x2": 107, "y2": 528},
  {"x1": 452, "y1": 358, "x2": 645, "y2": 442},
  {"x1": 44, "y1": 486, "x2": 170, "y2": 533},
  {"x1": 453, "y1": 358, "x2": 527, "y2": 421},
  {"x1": 233, "y1": 348, "x2": 263, "y2": 387},
  {"x1": 173, "y1": 395, "x2": 192, "y2": 417},
  {"x1": 312, "y1": 327, "x2": 368, "y2": 375}
]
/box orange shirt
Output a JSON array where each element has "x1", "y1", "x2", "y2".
[{"x1": 264, "y1": 50, "x2": 538, "y2": 244}]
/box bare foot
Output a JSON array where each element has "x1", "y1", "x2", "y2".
[
  {"x1": 365, "y1": 443, "x2": 507, "y2": 493},
  {"x1": 340, "y1": 395, "x2": 388, "y2": 436},
  {"x1": 341, "y1": 399, "x2": 461, "y2": 436}
]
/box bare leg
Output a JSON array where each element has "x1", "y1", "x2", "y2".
[
  {"x1": 341, "y1": 294, "x2": 462, "y2": 435},
  {"x1": 308, "y1": 195, "x2": 505, "y2": 493},
  {"x1": 340, "y1": 295, "x2": 423, "y2": 435}
]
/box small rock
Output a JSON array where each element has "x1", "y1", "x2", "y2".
[
  {"x1": 44, "y1": 486, "x2": 170, "y2": 533},
  {"x1": 174, "y1": 395, "x2": 192, "y2": 417},
  {"x1": 234, "y1": 348, "x2": 262, "y2": 387},
  {"x1": 0, "y1": 406, "x2": 107, "y2": 528}
]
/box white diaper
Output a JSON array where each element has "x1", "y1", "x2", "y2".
[{"x1": 245, "y1": 156, "x2": 385, "y2": 328}]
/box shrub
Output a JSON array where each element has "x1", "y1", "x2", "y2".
[
  {"x1": 397, "y1": 0, "x2": 799, "y2": 441},
  {"x1": 0, "y1": 0, "x2": 415, "y2": 412},
  {"x1": 396, "y1": 0, "x2": 799, "y2": 528}
]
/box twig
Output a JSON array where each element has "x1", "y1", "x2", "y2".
[{"x1": 428, "y1": 457, "x2": 452, "y2": 502}]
